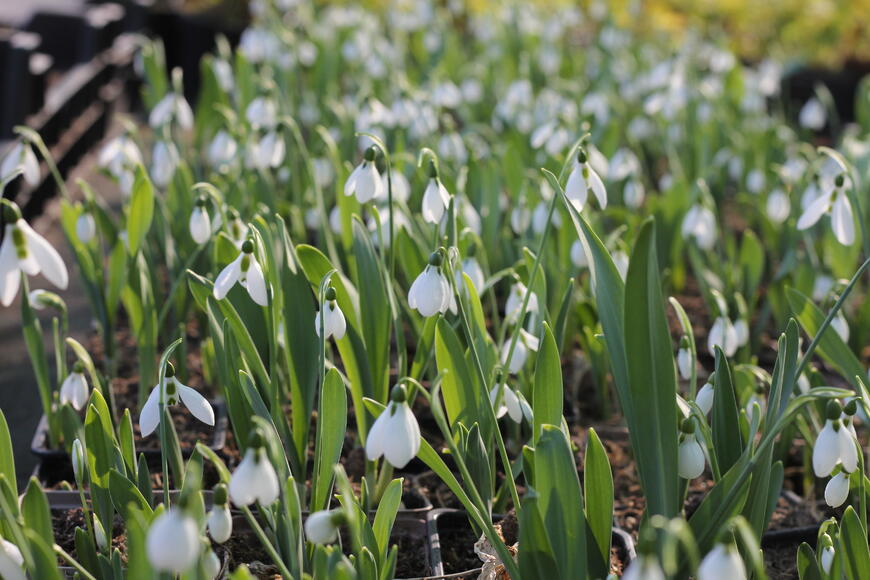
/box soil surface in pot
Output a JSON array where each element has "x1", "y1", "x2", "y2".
[{"x1": 53, "y1": 508, "x2": 126, "y2": 565}]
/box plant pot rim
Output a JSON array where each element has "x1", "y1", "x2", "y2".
[{"x1": 30, "y1": 399, "x2": 229, "y2": 459}]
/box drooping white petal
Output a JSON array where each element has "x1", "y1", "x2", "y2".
[
  {"x1": 316, "y1": 302, "x2": 347, "y2": 339},
  {"x1": 189, "y1": 207, "x2": 212, "y2": 244},
  {"x1": 677, "y1": 348, "x2": 693, "y2": 380},
  {"x1": 570, "y1": 240, "x2": 588, "y2": 269},
  {"x1": 60, "y1": 372, "x2": 89, "y2": 411},
  {"x1": 177, "y1": 382, "x2": 215, "y2": 427},
  {"x1": 588, "y1": 168, "x2": 607, "y2": 209},
  {"x1": 825, "y1": 472, "x2": 850, "y2": 507},
  {"x1": 344, "y1": 164, "x2": 362, "y2": 197},
  {"x1": 213, "y1": 254, "x2": 243, "y2": 300},
  {"x1": 138, "y1": 384, "x2": 162, "y2": 437},
  {"x1": 0, "y1": 227, "x2": 20, "y2": 307},
  {"x1": 502, "y1": 340, "x2": 527, "y2": 374},
  {"x1": 830, "y1": 193, "x2": 855, "y2": 246},
  {"x1": 305, "y1": 511, "x2": 339, "y2": 544},
  {"x1": 350, "y1": 162, "x2": 381, "y2": 204},
  {"x1": 76, "y1": 213, "x2": 96, "y2": 243},
  {"x1": 796, "y1": 192, "x2": 831, "y2": 231},
  {"x1": 0, "y1": 539, "x2": 26, "y2": 580},
  {"x1": 489, "y1": 385, "x2": 508, "y2": 419},
  {"x1": 18, "y1": 220, "x2": 68, "y2": 289},
  {"x1": 696, "y1": 382, "x2": 715, "y2": 415},
  {"x1": 622, "y1": 555, "x2": 666, "y2": 580},
  {"x1": 146, "y1": 510, "x2": 200, "y2": 573},
  {"x1": 697, "y1": 544, "x2": 747, "y2": 580},
  {"x1": 207, "y1": 505, "x2": 232, "y2": 543},
  {"x1": 243, "y1": 259, "x2": 269, "y2": 306},
  {"x1": 382, "y1": 402, "x2": 420, "y2": 468},
  {"x1": 678, "y1": 436, "x2": 706, "y2": 479},
  {"x1": 229, "y1": 448, "x2": 280, "y2": 506},
  {"x1": 821, "y1": 546, "x2": 834, "y2": 573},
  {"x1": 408, "y1": 267, "x2": 447, "y2": 317},
  {"x1": 503, "y1": 386, "x2": 523, "y2": 423},
  {"x1": 149, "y1": 94, "x2": 175, "y2": 128},
  {"x1": 422, "y1": 178, "x2": 449, "y2": 224},
  {"x1": 813, "y1": 421, "x2": 840, "y2": 477},
  {"x1": 765, "y1": 190, "x2": 790, "y2": 224},
  {"x1": 837, "y1": 426, "x2": 858, "y2": 473},
  {"x1": 365, "y1": 406, "x2": 389, "y2": 461}
]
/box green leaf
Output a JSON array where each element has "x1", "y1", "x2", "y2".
[
  {"x1": 839, "y1": 506, "x2": 870, "y2": 578},
  {"x1": 623, "y1": 219, "x2": 679, "y2": 517},
  {"x1": 127, "y1": 165, "x2": 155, "y2": 256},
  {"x1": 24, "y1": 529, "x2": 62, "y2": 580},
  {"x1": 435, "y1": 318, "x2": 482, "y2": 429},
  {"x1": 312, "y1": 368, "x2": 347, "y2": 512},
  {"x1": 533, "y1": 323, "x2": 563, "y2": 444},
  {"x1": 796, "y1": 543, "x2": 822, "y2": 580},
  {"x1": 21, "y1": 478, "x2": 53, "y2": 548},
  {"x1": 712, "y1": 347, "x2": 742, "y2": 473},
  {"x1": 0, "y1": 411, "x2": 16, "y2": 496},
  {"x1": 109, "y1": 469, "x2": 153, "y2": 520},
  {"x1": 372, "y1": 478, "x2": 403, "y2": 560},
  {"x1": 518, "y1": 493, "x2": 560, "y2": 578},
  {"x1": 584, "y1": 428, "x2": 613, "y2": 578}
]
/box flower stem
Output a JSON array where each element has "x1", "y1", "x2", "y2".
[{"x1": 241, "y1": 506, "x2": 294, "y2": 579}]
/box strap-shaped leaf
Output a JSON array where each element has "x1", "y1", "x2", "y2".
[
  {"x1": 584, "y1": 428, "x2": 613, "y2": 578},
  {"x1": 533, "y1": 323, "x2": 562, "y2": 444}
]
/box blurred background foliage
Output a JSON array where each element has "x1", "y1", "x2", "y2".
[{"x1": 168, "y1": 0, "x2": 869, "y2": 68}]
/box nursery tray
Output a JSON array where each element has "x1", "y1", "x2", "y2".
[{"x1": 425, "y1": 508, "x2": 636, "y2": 578}]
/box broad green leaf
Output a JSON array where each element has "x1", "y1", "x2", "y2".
[
  {"x1": 24, "y1": 529, "x2": 62, "y2": 580},
  {"x1": 372, "y1": 478, "x2": 403, "y2": 559},
  {"x1": 796, "y1": 543, "x2": 822, "y2": 580},
  {"x1": 0, "y1": 411, "x2": 16, "y2": 496},
  {"x1": 533, "y1": 323, "x2": 562, "y2": 444},
  {"x1": 109, "y1": 469, "x2": 152, "y2": 520},
  {"x1": 840, "y1": 507, "x2": 870, "y2": 578},
  {"x1": 518, "y1": 493, "x2": 560, "y2": 578},
  {"x1": 312, "y1": 368, "x2": 347, "y2": 512},
  {"x1": 127, "y1": 165, "x2": 154, "y2": 255},
  {"x1": 712, "y1": 347, "x2": 742, "y2": 473},
  {"x1": 435, "y1": 318, "x2": 481, "y2": 429},
  {"x1": 584, "y1": 428, "x2": 613, "y2": 578},
  {"x1": 21, "y1": 478, "x2": 52, "y2": 547}
]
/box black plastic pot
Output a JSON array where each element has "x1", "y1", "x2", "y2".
[{"x1": 426, "y1": 508, "x2": 636, "y2": 578}]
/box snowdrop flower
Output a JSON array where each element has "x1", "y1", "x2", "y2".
[
  {"x1": 570, "y1": 240, "x2": 588, "y2": 269},
  {"x1": 146, "y1": 508, "x2": 200, "y2": 573},
  {"x1": 151, "y1": 140, "x2": 179, "y2": 188},
  {"x1": 344, "y1": 146, "x2": 383, "y2": 204},
  {"x1": 0, "y1": 203, "x2": 69, "y2": 307},
  {"x1": 622, "y1": 554, "x2": 665, "y2": 580},
  {"x1": 825, "y1": 471, "x2": 850, "y2": 507},
  {"x1": 696, "y1": 380, "x2": 715, "y2": 415},
  {"x1": 623, "y1": 179, "x2": 645, "y2": 209},
  {"x1": 245, "y1": 97, "x2": 278, "y2": 130},
  {"x1": 214, "y1": 240, "x2": 269, "y2": 306},
  {"x1": 225, "y1": 210, "x2": 249, "y2": 249},
  {"x1": 189, "y1": 199, "x2": 212, "y2": 245},
  {"x1": 765, "y1": 190, "x2": 790, "y2": 224},
  {"x1": 682, "y1": 205, "x2": 717, "y2": 250},
  {"x1": 59, "y1": 363, "x2": 89, "y2": 411},
  {"x1": 421, "y1": 162, "x2": 452, "y2": 224},
  {"x1": 98, "y1": 134, "x2": 142, "y2": 178},
  {"x1": 76, "y1": 211, "x2": 96, "y2": 243},
  {"x1": 207, "y1": 484, "x2": 232, "y2": 543},
  {"x1": 408, "y1": 252, "x2": 454, "y2": 317},
  {"x1": 305, "y1": 510, "x2": 345, "y2": 544},
  {"x1": 230, "y1": 432, "x2": 280, "y2": 506},
  {"x1": 733, "y1": 319, "x2": 749, "y2": 347},
  {"x1": 378, "y1": 168, "x2": 411, "y2": 204},
  {"x1": 212, "y1": 58, "x2": 233, "y2": 93},
  {"x1": 1, "y1": 142, "x2": 40, "y2": 186},
  {"x1": 203, "y1": 547, "x2": 221, "y2": 579},
  {"x1": 813, "y1": 402, "x2": 858, "y2": 477},
  {"x1": 531, "y1": 200, "x2": 562, "y2": 234},
  {"x1": 71, "y1": 438, "x2": 85, "y2": 482},
  {"x1": 812, "y1": 275, "x2": 835, "y2": 302},
  {"x1": 565, "y1": 149, "x2": 607, "y2": 211},
  {"x1": 207, "y1": 130, "x2": 238, "y2": 169},
  {"x1": 510, "y1": 205, "x2": 530, "y2": 234},
  {"x1": 745, "y1": 169, "x2": 765, "y2": 194},
  {"x1": 315, "y1": 287, "x2": 346, "y2": 340},
  {"x1": 708, "y1": 317, "x2": 739, "y2": 357},
  {"x1": 366, "y1": 385, "x2": 421, "y2": 468},
  {"x1": 832, "y1": 313, "x2": 849, "y2": 343},
  {"x1": 678, "y1": 421, "x2": 706, "y2": 480},
  {"x1": 149, "y1": 90, "x2": 194, "y2": 130},
  {"x1": 490, "y1": 382, "x2": 523, "y2": 423},
  {"x1": 139, "y1": 364, "x2": 214, "y2": 437},
  {"x1": 612, "y1": 250, "x2": 629, "y2": 281},
  {"x1": 797, "y1": 172, "x2": 855, "y2": 246},
  {"x1": 608, "y1": 148, "x2": 640, "y2": 182},
  {"x1": 457, "y1": 256, "x2": 485, "y2": 293},
  {"x1": 0, "y1": 538, "x2": 25, "y2": 580},
  {"x1": 501, "y1": 328, "x2": 539, "y2": 374},
  {"x1": 246, "y1": 131, "x2": 285, "y2": 170},
  {"x1": 505, "y1": 282, "x2": 538, "y2": 323},
  {"x1": 698, "y1": 540, "x2": 747, "y2": 580},
  {"x1": 677, "y1": 337, "x2": 693, "y2": 380},
  {"x1": 820, "y1": 535, "x2": 835, "y2": 573},
  {"x1": 799, "y1": 97, "x2": 826, "y2": 131}
]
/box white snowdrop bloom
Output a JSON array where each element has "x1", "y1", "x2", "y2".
[
  {"x1": 798, "y1": 174, "x2": 855, "y2": 246},
  {"x1": 230, "y1": 441, "x2": 280, "y2": 506},
  {"x1": 622, "y1": 554, "x2": 666, "y2": 580},
  {"x1": 682, "y1": 205, "x2": 717, "y2": 250},
  {"x1": 151, "y1": 140, "x2": 179, "y2": 188},
  {"x1": 245, "y1": 97, "x2": 278, "y2": 130},
  {"x1": 213, "y1": 241, "x2": 269, "y2": 306},
  {"x1": 149, "y1": 91, "x2": 194, "y2": 131},
  {"x1": 608, "y1": 148, "x2": 640, "y2": 181},
  {"x1": 501, "y1": 328, "x2": 540, "y2": 374},
  {"x1": 71, "y1": 438, "x2": 85, "y2": 482},
  {"x1": 821, "y1": 541, "x2": 835, "y2": 573},
  {"x1": 779, "y1": 157, "x2": 807, "y2": 185},
  {"x1": 438, "y1": 133, "x2": 467, "y2": 164},
  {"x1": 189, "y1": 202, "x2": 212, "y2": 245},
  {"x1": 612, "y1": 250, "x2": 629, "y2": 281},
  {"x1": 0, "y1": 538, "x2": 25, "y2": 580},
  {"x1": 146, "y1": 509, "x2": 200, "y2": 573},
  {"x1": 531, "y1": 200, "x2": 562, "y2": 235},
  {"x1": 490, "y1": 383, "x2": 523, "y2": 423},
  {"x1": 698, "y1": 542, "x2": 747, "y2": 580},
  {"x1": 799, "y1": 97, "x2": 826, "y2": 131},
  {"x1": 378, "y1": 169, "x2": 410, "y2": 204},
  {"x1": 421, "y1": 174, "x2": 452, "y2": 224},
  {"x1": 212, "y1": 59, "x2": 233, "y2": 93},
  {"x1": 246, "y1": 131, "x2": 286, "y2": 170},
  {"x1": 765, "y1": 190, "x2": 790, "y2": 224},
  {"x1": 408, "y1": 254, "x2": 453, "y2": 317},
  {"x1": 207, "y1": 130, "x2": 238, "y2": 169},
  {"x1": 678, "y1": 434, "x2": 706, "y2": 479},
  {"x1": 832, "y1": 313, "x2": 849, "y2": 343},
  {"x1": 59, "y1": 367, "x2": 89, "y2": 411},
  {"x1": 565, "y1": 150, "x2": 607, "y2": 211},
  {"x1": 315, "y1": 289, "x2": 347, "y2": 340},
  {"x1": 99, "y1": 135, "x2": 142, "y2": 178},
  {"x1": 207, "y1": 505, "x2": 232, "y2": 543},
  {"x1": 505, "y1": 282, "x2": 538, "y2": 323},
  {"x1": 344, "y1": 148, "x2": 383, "y2": 204},
  {"x1": 813, "y1": 417, "x2": 858, "y2": 477},
  {"x1": 139, "y1": 368, "x2": 215, "y2": 438},
  {"x1": 94, "y1": 518, "x2": 108, "y2": 550},
  {"x1": 456, "y1": 257, "x2": 485, "y2": 293},
  {"x1": 733, "y1": 319, "x2": 749, "y2": 347},
  {"x1": 812, "y1": 275, "x2": 835, "y2": 302},
  {"x1": 825, "y1": 471, "x2": 850, "y2": 507},
  {"x1": 708, "y1": 317, "x2": 739, "y2": 357},
  {"x1": 1, "y1": 142, "x2": 40, "y2": 186},
  {"x1": 0, "y1": 211, "x2": 69, "y2": 307},
  {"x1": 305, "y1": 510, "x2": 341, "y2": 544},
  {"x1": 677, "y1": 347, "x2": 693, "y2": 380},
  {"x1": 570, "y1": 240, "x2": 588, "y2": 269},
  {"x1": 746, "y1": 169, "x2": 765, "y2": 194},
  {"x1": 658, "y1": 173, "x2": 674, "y2": 192},
  {"x1": 623, "y1": 179, "x2": 645, "y2": 209},
  {"x1": 76, "y1": 212, "x2": 96, "y2": 243},
  {"x1": 581, "y1": 92, "x2": 610, "y2": 125},
  {"x1": 366, "y1": 390, "x2": 421, "y2": 468},
  {"x1": 510, "y1": 205, "x2": 530, "y2": 235},
  {"x1": 461, "y1": 78, "x2": 483, "y2": 103},
  {"x1": 696, "y1": 382, "x2": 715, "y2": 415},
  {"x1": 203, "y1": 548, "x2": 221, "y2": 579}
]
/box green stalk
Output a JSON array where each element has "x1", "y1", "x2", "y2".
[
  {"x1": 241, "y1": 506, "x2": 294, "y2": 579},
  {"x1": 54, "y1": 546, "x2": 98, "y2": 580}
]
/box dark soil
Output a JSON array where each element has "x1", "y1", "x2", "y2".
[
  {"x1": 390, "y1": 522, "x2": 430, "y2": 578},
  {"x1": 764, "y1": 542, "x2": 800, "y2": 578},
  {"x1": 53, "y1": 508, "x2": 126, "y2": 565}
]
